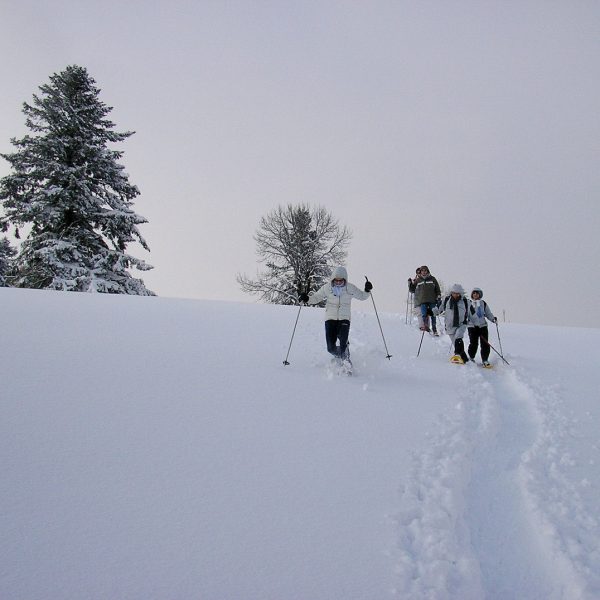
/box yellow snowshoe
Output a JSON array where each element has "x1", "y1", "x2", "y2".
[{"x1": 450, "y1": 355, "x2": 465, "y2": 365}]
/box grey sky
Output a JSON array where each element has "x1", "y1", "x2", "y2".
[{"x1": 1, "y1": 1, "x2": 599, "y2": 327}]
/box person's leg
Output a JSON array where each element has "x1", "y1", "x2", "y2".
[
  {"x1": 415, "y1": 307, "x2": 424, "y2": 328},
  {"x1": 455, "y1": 337, "x2": 469, "y2": 363},
  {"x1": 468, "y1": 327, "x2": 479, "y2": 360},
  {"x1": 431, "y1": 309, "x2": 437, "y2": 333},
  {"x1": 422, "y1": 303, "x2": 437, "y2": 332},
  {"x1": 448, "y1": 331, "x2": 456, "y2": 349},
  {"x1": 420, "y1": 304, "x2": 430, "y2": 330},
  {"x1": 480, "y1": 326, "x2": 491, "y2": 361},
  {"x1": 325, "y1": 320, "x2": 340, "y2": 356},
  {"x1": 338, "y1": 320, "x2": 351, "y2": 359}
]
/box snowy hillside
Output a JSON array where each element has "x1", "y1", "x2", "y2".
[{"x1": 1, "y1": 288, "x2": 599, "y2": 600}]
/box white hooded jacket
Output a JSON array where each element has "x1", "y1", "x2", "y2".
[
  {"x1": 307, "y1": 267, "x2": 370, "y2": 321},
  {"x1": 467, "y1": 287, "x2": 496, "y2": 328}
]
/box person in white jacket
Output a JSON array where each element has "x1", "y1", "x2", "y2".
[
  {"x1": 434, "y1": 283, "x2": 469, "y2": 364},
  {"x1": 300, "y1": 266, "x2": 371, "y2": 361},
  {"x1": 467, "y1": 287, "x2": 497, "y2": 367}
]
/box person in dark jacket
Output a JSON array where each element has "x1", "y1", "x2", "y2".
[
  {"x1": 413, "y1": 265, "x2": 441, "y2": 334},
  {"x1": 407, "y1": 267, "x2": 422, "y2": 294},
  {"x1": 408, "y1": 267, "x2": 423, "y2": 328},
  {"x1": 467, "y1": 287, "x2": 497, "y2": 367}
]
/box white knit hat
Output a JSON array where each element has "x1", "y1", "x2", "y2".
[{"x1": 450, "y1": 283, "x2": 465, "y2": 294}]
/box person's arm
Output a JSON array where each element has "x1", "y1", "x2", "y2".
[
  {"x1": 484, "y1": 302, "x2": 497, "y2": 323},
  {"x1": 307, "y1": 285, "x2": 328, "y2": 305},
  {"x1": 347, "y1": 282, "x2": 370, "y2": 301},
  {"x1": 433, "y1": 296, "x2": 447, "y2": 316}
]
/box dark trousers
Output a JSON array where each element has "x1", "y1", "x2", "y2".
[
  {"x1": 468, "y1": 326, "x2": 490, "y2": 361},
  {"x1": 454, "y1": 338, "x2": 469, "y2": 363},
  {"x1": 325, "y1": 319, "x2": 350, "y2": 359}
]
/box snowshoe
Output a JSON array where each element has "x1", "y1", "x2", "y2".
[
  {"x1": 420, "y1": 325, "x2": 430, "y2": 332},
  {"x1": 331, "y1": 357, "x2": 353, "y2": 376},
  {"x1": 340, "y1": 359, "x2": 353, "y2": 376},
  {"x1": 450, "y1": 355, "x2": 465, "y2": 365},
  {"x1": 481, "y1": 361, "x2": 493, "y2": 369}
]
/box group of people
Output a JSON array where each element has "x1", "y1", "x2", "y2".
[
  {"x1": 408, "y1": 265, "x2": 497, "y2": 367},
  {"x1": 298, "y1": 264, "x2": 498, "y2": 369}
]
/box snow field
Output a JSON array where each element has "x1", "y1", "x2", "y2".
[
  {"x1": 512, "y1": 370, "x2": 600, "y2": 597},
  {"x1": 1, "y1": 288, "x2": 599, "y2": 599}
]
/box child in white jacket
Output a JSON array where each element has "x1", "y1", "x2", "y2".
[
  {"x1": 467, "y1": 287, "x2": 497, "y2": 367},
  {"x1": 300, "y1": 266, "x2": 371, "y2": 362}
]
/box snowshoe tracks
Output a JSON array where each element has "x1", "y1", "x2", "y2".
[{"x1": 394, "y1": 363, "x2": 600, "y2": 599}]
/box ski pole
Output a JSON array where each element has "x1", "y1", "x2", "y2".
[
  {"x1": 405, "y1": 291, "x2": 410, "y2": 325},
  {"x1": 495, "y1": 320, "x2": 504, "y2": 357},
  {"x1": 366, "y1": 276, "x2": 392, "y2": 360},
  {"x1": 283, "y1": 304, "x2": 303, "y2": 366},
  {"x1": 417, "y1": 330, "x2": 425, "y2": 357},
  {"x1": 482, "y1": 336, "x2": 510, "y2": 366}
]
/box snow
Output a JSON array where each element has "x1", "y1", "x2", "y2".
[{"x1": 1, "y1": 287, "x2": 599, "y2": 599}]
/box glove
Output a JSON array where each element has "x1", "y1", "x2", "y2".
[
  {"x1": 493, "y1": 317, "x2": 498, "y2": 323},
  {"x1": 408, "y1": 278, "x2": 412, "y2": 283},
  {"x1": 299, "y1": 292, "x2": 309, "y2": 303},
  {"x1": 364, "y1": 281, "x2": 373, "y2": 292}
]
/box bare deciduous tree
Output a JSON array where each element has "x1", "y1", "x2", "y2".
[{"x1": 238, "y1": 204, "x2": 351, "y2": 305}]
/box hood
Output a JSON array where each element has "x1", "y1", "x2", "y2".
[
  {"x1": 331, "y1": 266, "x2": 348, "y2": 282},
  {"x1": 471, "y1": 287, "x2": 483, "y2": 299}
]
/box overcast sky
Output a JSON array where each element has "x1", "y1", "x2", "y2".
[{"x1": 1, "y1": 0, "x2": 599, "y2": 327}]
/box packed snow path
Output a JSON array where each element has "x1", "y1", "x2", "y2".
[
  {"x1": 1, "y1": 289, "x2": 599, "y2": 599},
  {"x1": 467, "y1": 370, "x2": 552, "y2": 598},
  {"x1": 395, "y1": 331, "x2": 600, "y2": 599}
]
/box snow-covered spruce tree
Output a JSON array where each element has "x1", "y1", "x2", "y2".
[
  {"x1": 237, "y1": 204, "x2": 351, "y2": 304},
  {"x1": 0, "y1": 237, "x2": 17, "y2": 286},
  {"x1": 0, "y1": 65, "x2": 154, "y2": 294}
]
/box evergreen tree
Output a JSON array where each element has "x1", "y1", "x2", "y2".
[
  {"x1": 0, "y1": 237, "x2": 16, "y2": 287},
  {"x1": 0, "y1": 65, "x2": 154, "y2": 294},
  {"x1": 238, "y1": 204, "x2": 351, "y2": 304}
]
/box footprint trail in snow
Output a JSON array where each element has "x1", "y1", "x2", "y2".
[{"x1": 395, "y1": 356, "x2": 600, "y2": 599}]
